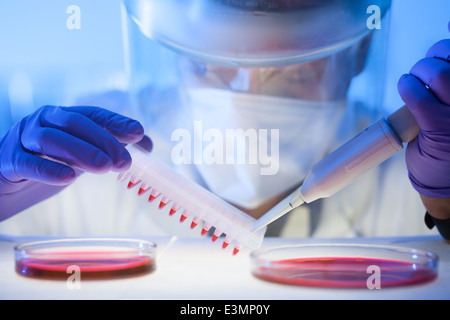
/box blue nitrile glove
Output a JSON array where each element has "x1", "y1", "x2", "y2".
[
  {"x1": 0, "y1": 105, "x2": 149, "y2": 220},
  {"x1": 397, "y1": 23, "x2": 450, "y2": 199}
]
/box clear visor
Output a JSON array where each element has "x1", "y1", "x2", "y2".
[
  {"x1": 124, "y1": 0, "x2": 391, "y2": 67},
  {"x1": 123, "y1": 0, "x2": 392, "y2": 210}
]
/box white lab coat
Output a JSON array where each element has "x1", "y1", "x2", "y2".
[{"x1": 0, "y1": 90, "x2": 437, "y2": 239}]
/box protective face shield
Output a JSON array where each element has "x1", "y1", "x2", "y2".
[{"x1": 123, "y1": 0, "x2": 392, "y2": 210}]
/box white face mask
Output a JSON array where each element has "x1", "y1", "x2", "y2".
[{"x1": 176, "y1": 88, "x2": 346, "y2": 209}]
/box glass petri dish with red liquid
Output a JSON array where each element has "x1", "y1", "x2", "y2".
[
  {"x1": 250, "y1": 244, "x2": 438, "y2": 288},
  {"x1": 15, "y1": 238, "x2": 156, "y2": 280}
]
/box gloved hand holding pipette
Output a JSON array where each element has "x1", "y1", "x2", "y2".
[
  {"x1": 398, "y1": 27, "x2": 450, "y2": 238},
  {"x1": 0, "y1": 105, "x2": 148, "y2": 221},
  {"x1": 398, "y1": 37, "x2": 450, "y2": 214},
  {"x1": 0, "y1": 2, "x2": 449, "y2": 244},
  {"x1": 254, "y1": 26, "x2": 450, "y2": 239}
]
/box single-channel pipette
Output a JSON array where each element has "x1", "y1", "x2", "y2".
[{"x1": 252, "y1": 105, "x2": 420, "y2": 231}]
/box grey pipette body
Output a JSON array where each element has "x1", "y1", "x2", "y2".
[{"x1": 252, "y1": 105, "x2": 420, "y2": 232}]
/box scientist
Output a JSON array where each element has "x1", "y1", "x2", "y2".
[{"x1": 0, "y1": 1, "x2": 449, "y2": 241}]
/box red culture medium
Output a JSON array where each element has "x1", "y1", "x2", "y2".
[
  {"x1": 15, "y1": 239, "x2": 157, "y2": 280},
  {"x1": 252, "y1": 256, "x2": 437, "y2": 288},
  {"x1": 16, "y1": 253, "x2": 155, "y2": 280}
]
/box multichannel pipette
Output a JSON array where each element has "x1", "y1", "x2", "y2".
[
  {"x1": 120, "y1": 105, "x2": 418, "y2": 253},
  {"x1": 252, "y1": 105, "x2": 420, "y2": 231},
  {"x1": 118, "y1": 145, "x2": 267, "y2": 255}
]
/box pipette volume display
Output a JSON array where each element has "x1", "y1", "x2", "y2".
[{"x1": 118, "y1": 145, "x2": 267, "y2": 254}]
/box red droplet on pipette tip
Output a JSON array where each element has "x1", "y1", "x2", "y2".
[
  {"x1": 158, "y1": 197, "x2": 170, "y2": 209},
  {"x1": 138, "y1": 184, "x2": 151, "y2": 196},
  {"x1": 211, "y1": 230, "x2": 222, "y2": 242},
  {"x1": 148, "y1": 190, "x2": 161, "y2": 202},
  {"x1": 222, "y1": 237, "x2": 231, "y2": 249},
  {"x1": 127, "y1": 177, "x2": 141, "y2": 189},
  {"x1": 158, "y1": 201, "x2": 167, "y2": 209},
  {"x1": 179, "y1": 210, "x2": 190, "y2": 223},
  {"x1": 201, "y1": 224, "x2": 211, "y2": 236},
  {"x1": 190, "y1": 218, "x2": 199, "y2": 229},
  {"x1": 169, "y1": 204, "x2": 180, "y2": 216}
]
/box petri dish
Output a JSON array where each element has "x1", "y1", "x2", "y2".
[
  {"x1": 250, "y1": 244, "x2": 438, "y2": 288},
  {"x1": 15, "y1": 238, "x2": 156, "y2": 280}
]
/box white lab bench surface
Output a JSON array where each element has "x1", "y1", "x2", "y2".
[{"x1": 0, "y1": 234, "x2": 448, "y2": 300}]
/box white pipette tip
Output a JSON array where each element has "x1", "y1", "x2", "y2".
[{"x1": 252, "y1": 190, "x2": 304, "y2": 232}]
